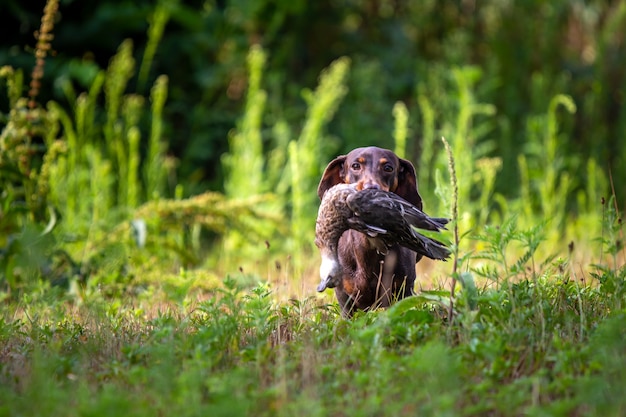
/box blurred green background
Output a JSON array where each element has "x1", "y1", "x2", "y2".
[{"x1": 3, "y1": 0, "x2": 624, "y2": 195}]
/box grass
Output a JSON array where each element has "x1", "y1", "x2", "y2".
[
  {"x1": 0, "y1": 253, "x2": 624, "y2": 417},
  {"x1": 0, "y1": 188, "x2": 624, "y2": 416}
]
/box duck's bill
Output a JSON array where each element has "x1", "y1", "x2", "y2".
[{"x1": 317, "y1": 276, "x2": 334, "y2": 292}]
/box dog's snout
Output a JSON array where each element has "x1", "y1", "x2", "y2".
[
  {"x1": 356, "y1": 180, "x2": 381, "y2": 191},
  {"x1": 362, "y1": 182, "x2": 380, "y2": 190}
]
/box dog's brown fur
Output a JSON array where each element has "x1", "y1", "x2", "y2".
[{"x1": 317, "y1": 146, "x2": 423, "y2": 316}]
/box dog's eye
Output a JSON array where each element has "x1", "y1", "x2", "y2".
[
  {"x1": 351, "y1": 162, "x2": 361, "y2": 170},
  {"x1": 383, "y1": 164, "x2": 394, "y2": 172}
]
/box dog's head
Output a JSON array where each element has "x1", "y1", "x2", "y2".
[{"x1": 317, "y1": 146, "x2": 423, "y2": 209}]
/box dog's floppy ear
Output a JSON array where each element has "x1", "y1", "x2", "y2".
[
  {"x1": 395, "y1": 158, "x2": 423, "y2": 210},
  {"x1": 317, "y1": 155, "x2": 347, "y2": 200}
]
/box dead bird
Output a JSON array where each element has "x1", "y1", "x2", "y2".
[{"x1": 315, "y1": 183, "x2": 450, "y2": 293}]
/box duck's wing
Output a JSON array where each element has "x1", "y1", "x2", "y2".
[
  {"x1": 346, "y1": 189, "x2": 448, "y2": 232},
  {"x1": 345, "y1": 188, "x2": 451, "y2": 260}
]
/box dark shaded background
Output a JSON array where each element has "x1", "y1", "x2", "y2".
[{"x1": 2, "y1": 0, "x2": 625, "y2": 202}]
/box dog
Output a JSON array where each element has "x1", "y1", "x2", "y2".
[{"x1": 317, "y1": 146, "x2": 424, "y2": 316}]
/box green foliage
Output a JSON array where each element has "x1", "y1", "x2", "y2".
[
  {"x1": 0, "y1": 72, "x2": 59, "y2": 291},
  {"x1": 145, "y1": 74, "x2": 169, "y2": 200},
  {"x1": 1, "y1": 4, "x2": 626, "y2": 414},
  {"x1": 288, "y1": 56, "x2": 350, "y2": 258},
  {"x1": 518, "y1": 94, "x2": 578, "y2": 238},
  {"x1": 1, "y1": 5, "x2": 172, "y2": 292},
  {"x1": 138, "y1": 0, "x2": 175, "y2": 93},
  {"x1": 578, "y1": 312, "x2": 626, "y2": 416},
  {"x1": 220, "y1": 48, "x2": 349, "y2": 271},
  {"x1": 4, "y1": 0, "x2": 626, "y2": 203},
  {"x1": 2, "y1": 0, "x2": 622, "y2": 286},
  {"x1": 0, "y1": 255, "x2": 625, "y2": 416},
  {"x1": 222, "y1": 45, "x2": 267, "y2": 199},
  {"x1": 392, "y1": 101, "x2": 409, "y2": 159},
  {"x1": 44, "y1": 38, "x2": 163, "y2": 230},
  {"x1": 590, "y1": 196, "x2": 626, "y2": 310},
  {"x1": 471, "y1": 216, "x2": 545, "y2": 283}
]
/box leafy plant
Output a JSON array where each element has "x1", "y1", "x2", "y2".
[{"x1": 219, "y1": 46, "x2": 350, "y2": 273}]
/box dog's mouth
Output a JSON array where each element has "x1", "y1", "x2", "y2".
[{"x1": 355, "y1": 180, "x2": 391, "y2": 192}]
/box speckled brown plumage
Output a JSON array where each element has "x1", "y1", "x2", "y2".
[{"x1": 315, "y1": 183, "x2": 449, "y2": 292}]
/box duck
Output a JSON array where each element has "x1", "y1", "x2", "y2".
[{"x1": 315, "y1": 183, "x2": 450, "y2": 292}]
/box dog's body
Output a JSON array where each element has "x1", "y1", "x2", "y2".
[{"x1": 317, "y1": 146, "x2": 424, "y2": 316}]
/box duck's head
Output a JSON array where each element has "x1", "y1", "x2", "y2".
[{"x1": 317, "y1": 252, "x2": 343, "y2": 292}]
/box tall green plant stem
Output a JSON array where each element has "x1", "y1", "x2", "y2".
[
  {"x1": 393, "y1": 101, "x2": 408, "y2": 159},
  {"x1": 223, "y1": 45, "x2": 267, "y2": 198},
  {"x1": 146, "y1": 75, "x2": 168, "y2": 200},
  {"x1": 442, "y1": 137, "x2": 459, "y2": 322},
  {"x1": 289, "y1": 57, "x2": 350, "y2": 260},
  {"x1": 138, "y1": 0, "x2": 173, "y2": 93}
]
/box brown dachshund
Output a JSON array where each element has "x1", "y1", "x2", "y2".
[{"x1": 317, "y1": 146, "x2": 424, "y2": 316}]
